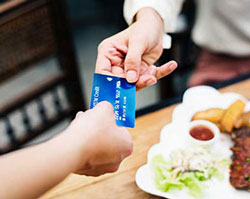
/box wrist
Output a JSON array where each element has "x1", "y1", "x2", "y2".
[
  {"x1": 136, "y1": 7, "x2": 163, "y2": 24},
  {"x1": 50, "y1": 130, "x2": 86, "y2": 173},
  {"x1": 135, "y1": 7, "x2": 164, "y2": 33}
]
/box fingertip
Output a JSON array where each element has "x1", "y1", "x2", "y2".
[
  {"x1": 126, "y1": 70, "x2": 138, "y2": 83},
  {"x1": 96, "y1": 101, "x2": 113, "y2": 108},
  {"x1": 76, "y1": 111, "x2": 84, "y2": 119},
  {"x1": 124, "y1": 56, "x2": 141, "y2": 83},
  {"x1": 168, "y1": 60, "x2": 178, "y2": 71},
  {"x1": 95, "y1": 101, "x2": 114, "y2": 115}
]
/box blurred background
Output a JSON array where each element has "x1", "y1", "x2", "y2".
[{"x1": 0, "y1": 0, "x2": 196, "y2": 153}]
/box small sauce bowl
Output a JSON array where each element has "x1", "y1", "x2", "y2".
[{"x1": 186, "y1": 120, "x2": 220, "y2": 147}]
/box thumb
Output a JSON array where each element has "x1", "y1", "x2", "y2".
[
  {"x1": 93, "y1": 101, "x2": 115, "y2": 119},
  {"x1": 125, "y1": 37, "x2": 146, "y2": 83}
]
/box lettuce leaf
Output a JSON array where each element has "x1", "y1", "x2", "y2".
[
  {"x1": 151, "y1": 154, "x2": 224, "y2": 198},
  {"x1": 152, "y1": 155, "x2": 184, "y2": 192}
]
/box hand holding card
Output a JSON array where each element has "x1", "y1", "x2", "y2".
[{"x1": 90, "y1": 73, "x2": 136, "y2": 128}]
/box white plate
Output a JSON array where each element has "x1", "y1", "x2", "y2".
[{"x1": 135, "y1": 86, "x2": 250, "y2": 199}]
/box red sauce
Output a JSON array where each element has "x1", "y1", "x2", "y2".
[{"x1": 190, "y1": 125, "x2": 214, "y2": 141}]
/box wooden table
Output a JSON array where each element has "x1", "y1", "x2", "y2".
[{"x1": 39, "y1": 79, "x2": 250, "y2": 199}]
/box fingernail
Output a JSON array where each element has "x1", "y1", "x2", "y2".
[
  {"x1": 126, "y1": 70, "x2": 137, "y2": 82},
  {"x1": 170, "y1": 62, "x2": 177, "y2": 70}
]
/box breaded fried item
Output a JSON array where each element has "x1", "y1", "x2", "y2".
[
  {"x1": 215, "y1": 122, "x2": 223, "y2": 132},
  {"x1": 234, "y1": 117, "x2": 243, "y2": 129},
  {"x1": 192, "y1": 108, "x2": 225, "y2": 123},
  {"x1": 221, "y1": 99, "x2": 246, "y2": 133},
  {"x1": 234, "y1": 112, "x2": 250, "y2": 129}
]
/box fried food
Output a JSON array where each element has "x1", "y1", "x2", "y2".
[
  {"x1": 234, "y1": 112, "x2": 250, "y2": 129},
  {"x1": 215, "y1": 122, "x2": 223, "y2": 132},
  {"x1": 221, "y1": 100, "x2": 246, "y2": 133},
  {"x1": 192, "y1": 108, "x2": 225, "y2": 123}
]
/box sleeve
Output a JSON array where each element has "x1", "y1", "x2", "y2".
[
  {"x1": 124, "y1": 0, "x2": 184, "y2": 33},
  {"x1": 123, "y1": 0, "x2": 185, "y2": 49}
]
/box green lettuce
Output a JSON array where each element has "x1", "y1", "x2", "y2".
[{"x1": 151, "y1": 153, "x2": 226, "y2": 198}]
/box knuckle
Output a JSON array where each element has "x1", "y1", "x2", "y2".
[
  {"x1": 125, "y1": 58, "x2": 140, "y2": 69},
  {"x1": 157, "y1": 70, "x2": 164, "y2": 79},
  {"x1": 97, "y1": 40, "x2": 107, "y2": 52},
  {"x1": 126, "y1": 141, "x2": 133, "y2": 156},
  {"x1": 116, "y1": 128, "x2": 133, "y2": 159},
  {"x1": 155, "y1": 46, "x2": 163, "y2": 56},
  {"x1": 122, "y1": 140, "x2": 133, "y2": 158}
]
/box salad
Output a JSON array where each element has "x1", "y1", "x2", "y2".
[{"x1": 152, "y1": 147, "x2": 230, "y2": 198}]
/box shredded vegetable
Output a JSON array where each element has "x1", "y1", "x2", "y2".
[{"x1": 151, "y1": 147, "x2": 230, "y2": 198}]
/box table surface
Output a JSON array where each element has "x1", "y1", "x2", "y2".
[{"x1": 39, "y1": 79, "x2": 250, "y2": 199}]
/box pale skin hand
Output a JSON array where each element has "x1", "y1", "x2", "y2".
[
  {"x1": 70, "y1": 101, "x2": 133, "y2": 176},
  {"x1": 0, "y1": 101, "x2": 133, "y2": 199},
  {"x1": 96, "y1": 7, "x2": 177, "y2": 90}
]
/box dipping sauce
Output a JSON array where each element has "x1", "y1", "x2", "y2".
[{"x1": 190, "y1": 125, "x2": 215, "y2": 141}]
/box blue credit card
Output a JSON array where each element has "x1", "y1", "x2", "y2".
[{"x1": 90, "y1": 73, "x2": 136, "y2": 128}]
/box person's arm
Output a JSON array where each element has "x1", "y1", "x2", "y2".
[
  {"x1": 0, "y1": 132, "x2": 80, "y2": 199},
  {"x1": 0, "y1": 101, "x2": 133, "y2": 199}
]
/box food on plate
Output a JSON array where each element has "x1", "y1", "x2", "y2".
[
  {"x1": 189, "y1": 99, "x2": 250, "y2": 192},
  {"x1": 230, "y1": 127, "x2": 250, "y2": 191},
  {"x1": 190, "y1": 125, "x2": 215, "y2": 141},
  {"x1": 152, "y1": 147, "x2": 230, "y2": 197},
  {"x1": 192, "y1": 99, "x2": 246, "y2": 133},
  {"x1": 234, "y1": 112, "x2": 250, "y2": 129},
  {"x1": 192, "y1": 108, "x2": 225, "y2": 123},
  {"x1": 220, "y1": 99, "x2": 245, "y2": 133},
  {"x1": 214, "y1": 122, "x2": 223, "y2": 131},
  {"x1": 139, "y1": 89, "x2": 250, "y2": 198}
]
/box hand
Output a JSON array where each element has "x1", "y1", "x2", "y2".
[
  {"x1": 96, "y1": 7, "x2": 177, "y2": 91},
  {"x1": 64, "y1": 101, "x2": 133, "y2": 177}
]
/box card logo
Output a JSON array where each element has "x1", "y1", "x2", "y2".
[{"x1": 107, "y1": 77, "x2": 113, "y2": 81}]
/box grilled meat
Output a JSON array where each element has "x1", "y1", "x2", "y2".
[{"x1": 230, "y1": 127, "x2": 250, "y2": 190}]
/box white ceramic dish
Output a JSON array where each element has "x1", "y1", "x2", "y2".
[
  {"x1": 186, "y1": 120, "x2": 220, "y2": 147},
  {"x1": 135, "y1": 86, "x2": 250, "y2": 199}
]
